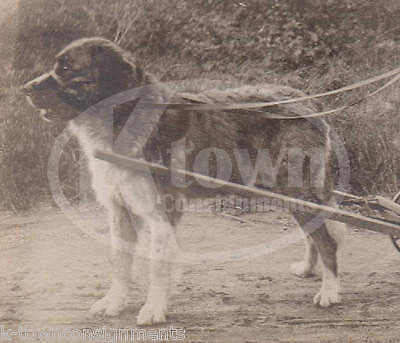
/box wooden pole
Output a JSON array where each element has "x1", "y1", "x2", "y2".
[
  {"x1": 376, "y1": 196, "x2": 400, "y2": 216},
  {"x1": 94, "y1": 150, "x2": 400, "y2": 237}
]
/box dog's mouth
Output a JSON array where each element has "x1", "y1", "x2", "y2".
[
  {"x1": 39, "y1": 108, "x2": 77, "y2": 122},
  {"x1": 26, "y1": 95, "x2": 77, "y2": 122},
  {"x1": 25, "y1": 95, "x2": 55, "y2": 122}
]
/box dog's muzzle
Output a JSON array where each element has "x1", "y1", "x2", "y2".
[
  {"x1": 23, "y1": 73, "x2": 60, "y2": 95},
  {"x1": 23, "y1": 73, "x2": 81, "y2": 121}
]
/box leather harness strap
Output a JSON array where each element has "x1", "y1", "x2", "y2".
[{"x1": 137, "y1": 66, "x2": 400, "y2": 119}]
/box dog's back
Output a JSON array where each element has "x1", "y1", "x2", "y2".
[{"x1": 149, "y1": 84, "x2": 332, "y2": 203}]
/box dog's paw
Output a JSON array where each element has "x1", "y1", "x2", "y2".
[
  {"x1": 290, "y1": 261, "x2": 315, "y2": 278},
  {"x1": 90, "y1": 295, "x2": 126, "y2": 317},
  {"x1": 313, "y1": 289, "x2": 341, "y2": 307},
  {"x1": 137, "y1": 303, "x2": 166, "y2": 326}
]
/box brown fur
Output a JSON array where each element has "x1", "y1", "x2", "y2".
[{"x1": 23, "y1": 37, "x2": 346, "y2": 325}]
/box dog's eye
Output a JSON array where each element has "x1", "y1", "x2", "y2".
[
  {"x1": 61, "y1": 63, "x2": 71, "y2": 72},
  {"x1": 55, "y1": 60, "x2": 72, "y2": 76}
]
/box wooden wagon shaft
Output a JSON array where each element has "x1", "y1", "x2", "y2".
[
  {"x1": 333, "y1": 190, "x2": 364, "y2": 202},
  {"x1": 333, "y1": 191, "x2": 400, "y2": 217},
  {"x1": 376, "y1": 196, "x2": 400, "y2": 216},
  {"x1": 94, "y1": 150, "x2": 400, "y2": 237}
]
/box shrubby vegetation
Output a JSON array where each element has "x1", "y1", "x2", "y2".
[{"x1": 1, "y1": 0, "x2": 400, "y2": 210}]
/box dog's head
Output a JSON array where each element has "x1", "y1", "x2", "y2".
[{"x1": 23, "y1": 37, "x2": 142, "y2": 122}]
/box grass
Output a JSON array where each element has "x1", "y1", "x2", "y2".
[{"x1": 2, "y1": 0, "x2": 400, "y2": 210}]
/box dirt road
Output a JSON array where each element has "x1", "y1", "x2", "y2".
[{"x1": 1, "y1": 207, "x2": 400, "y2": 342}]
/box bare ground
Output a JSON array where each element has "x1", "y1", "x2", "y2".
[{"x1": 1, "y1": 206, "x2": 400, "y2": 343}]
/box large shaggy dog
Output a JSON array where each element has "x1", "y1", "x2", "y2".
[{"x1": 23, "y1": 37, "x2": 346, "y2": 325}]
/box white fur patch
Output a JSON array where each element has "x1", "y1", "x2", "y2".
[
  {"x1": 313, "y1": 269, "x2": 341, "y2": 307},
  {"x1": 90, "y1": 279, "x2": 129, "y2": 317}
]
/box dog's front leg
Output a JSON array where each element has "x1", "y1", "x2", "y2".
[
  {"x1": 137, "y1": 213, "x2": 178, "y2": 326},
  {"x1": 90, "y1": 200, "x2": 137, "y2": 317}
]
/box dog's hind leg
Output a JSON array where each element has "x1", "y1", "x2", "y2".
[
  {"x1": 137, "y1": 211, "x2": 180, "y2": 326},
  {"x1": 90, "y1": 200, "x2": 137, "y2": 317},
  {"x1": 291, "y1": 233, "x2": 318, "y2": 277},
  {"x1": 293, "y1": 213, "x2": 346, "y2": 307}
]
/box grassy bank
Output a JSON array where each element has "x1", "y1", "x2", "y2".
[{"x1": 2, "y1": 0, "x2": 400, "y2": 210}]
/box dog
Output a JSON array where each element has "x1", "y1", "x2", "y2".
[{"x1": 23, "y1": 37, "x2": 346, "y2": 325}]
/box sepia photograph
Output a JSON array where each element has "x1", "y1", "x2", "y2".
[{"x1": 1, "y1": 0, "x2": 400, "y2": 342}]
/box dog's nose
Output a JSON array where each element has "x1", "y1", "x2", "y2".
[
  {"x1": 23, "y1": 78, "x2": 41, "y2": 94},
  {"x1": 22, "y1": 73, "x2": 57, "y2": 94},
  {"x1": 22, "y1": 82, "x2": 33, "y2": 94}
]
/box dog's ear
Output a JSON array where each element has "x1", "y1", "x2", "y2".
[
  {"x1": 90, "y1": 44, "x2": 141, "y2": 97},
  {"x1": 91, "y1": 45, "x2": 133, "y2": 76}
]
